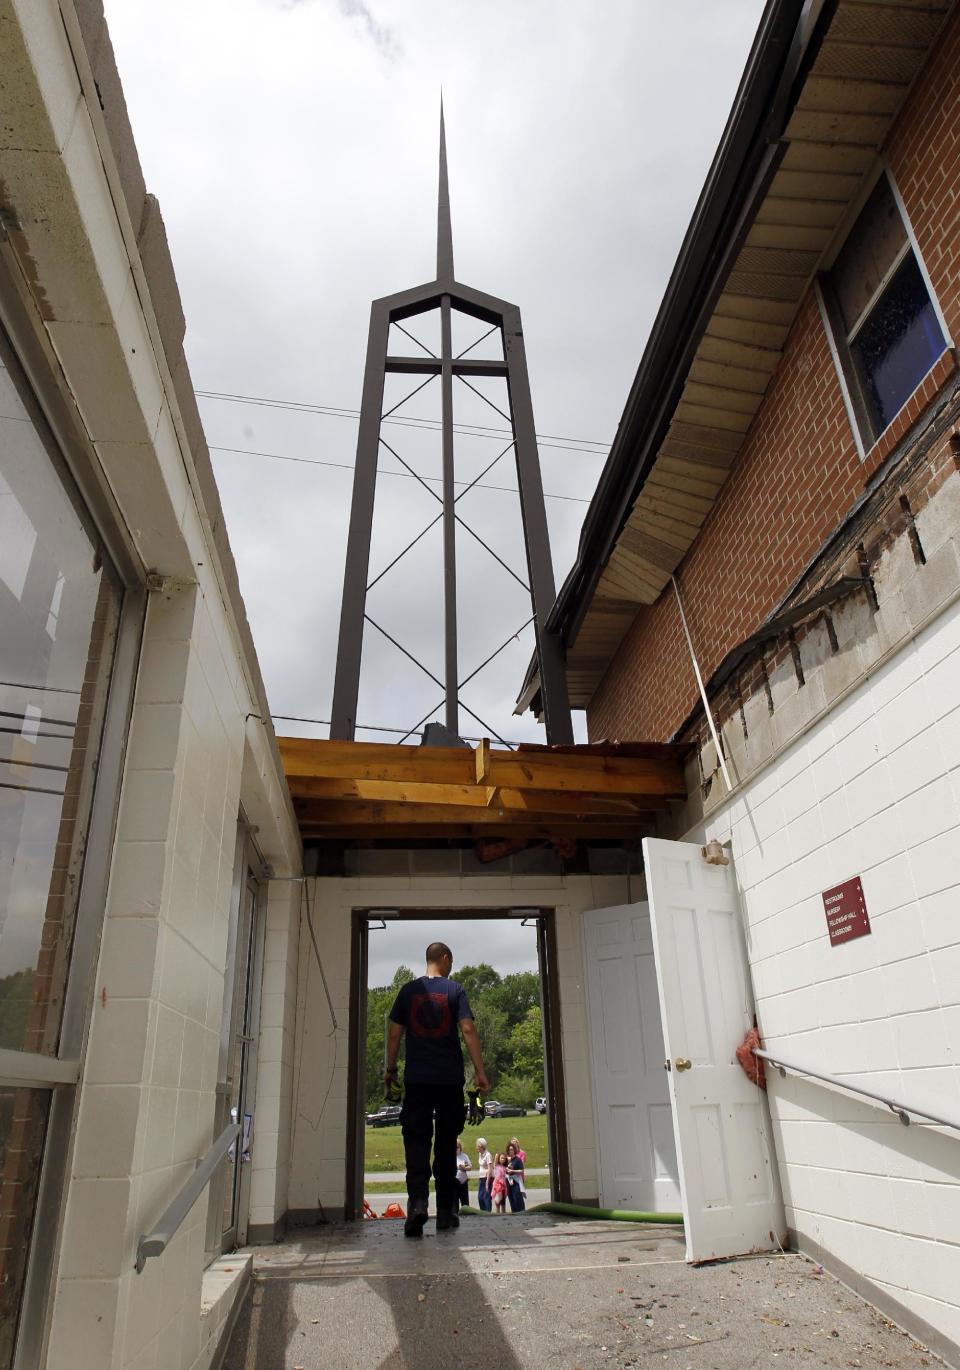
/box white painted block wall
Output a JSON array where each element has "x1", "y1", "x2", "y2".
[{"x1": 696, "y1": 595, "x2": 960, "y2": 1354}]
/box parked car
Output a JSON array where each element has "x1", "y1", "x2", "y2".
[
  {"x1": 368, "y1": 1105, "x2": 402, "y2": 1128},
  {"x1": 485, "y1": 1103, "x2": 525, "y2": 1119},
  {"x1": 535, "y1": 1096, "x2": 547, "y2": 1114}
]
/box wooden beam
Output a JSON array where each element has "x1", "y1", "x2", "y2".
[
  {"x1": 279, "y1": 737, "x2": 687, "y2": 799},
  {"x1": 292, "y1": 798, "x2": 660, "y2": 826},
  {"x1": 299, "y1": 822, "x2": 655, "y2": 841},
  {"x1": 475, "y1": 737, "x2": 491, "y2": 784},
  {"x1": 292, "y1": 785, "x2": 662, "y2": 816}
]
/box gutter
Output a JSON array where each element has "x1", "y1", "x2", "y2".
[{"x1": 546, "y1": 0, "x2": 831, "y2": 651}]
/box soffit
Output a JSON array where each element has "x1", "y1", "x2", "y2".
[{"x1": 567, "y1": 0, "x2": 953, "y2": 708}]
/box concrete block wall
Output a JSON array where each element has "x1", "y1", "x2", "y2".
[
  {"x1": 247, "y1": 878, "x2": 301, "y2": 1241},
  {"x1": 46, "y1": 574, "x2": 293, "y2": 1370},
  {"x1": 689, "y1": 595, "x2": 960, "y2": 1357},
  {"x1": 287, "y1": 873, "x2": 638, "y2": 1216},
  {"x1": 0, "y1": 3, "x2": 303, "y2": 1366}
]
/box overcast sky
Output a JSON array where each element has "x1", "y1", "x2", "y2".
[
  {"x1": 104, "y1": 0, "x2": 766, "y2": 755},
  {"x1": 366, "y1": 916, "x2": 538, "y2": 989}
]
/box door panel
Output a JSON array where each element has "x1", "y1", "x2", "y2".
[
  {"x1": 582, "y1": 903, "x2": 681, "y2": 1212},
  {"x1": 644, "y1": 837, "x2": 784, "y2": 1263}
]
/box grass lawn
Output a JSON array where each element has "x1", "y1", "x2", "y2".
[{"x1": 364, "y1": 1111, "x2": 548, "y2": 1174}]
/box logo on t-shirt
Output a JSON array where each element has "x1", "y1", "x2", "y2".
[{"x1": 409, "y1": 991, "x2": 452, "y2": 1038}]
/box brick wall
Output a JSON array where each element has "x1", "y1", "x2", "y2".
[{"x1": 588, "y1": 6, "x2": 960, "y2": 744}]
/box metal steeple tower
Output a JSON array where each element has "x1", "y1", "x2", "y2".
[
  {"x1": 330, "y1": 106, "x2": 573, "y2": 746},
  {"x1": 436, "y1": 97, "x2": 454, "y2": 282}
]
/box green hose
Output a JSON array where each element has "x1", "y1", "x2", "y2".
[
  {"x1": 526, "y1": 1201, "x2": 683, "y2": 1224},
  {"x1": 458, "y1": 1201, "x2": 682, "y2": 1224}
]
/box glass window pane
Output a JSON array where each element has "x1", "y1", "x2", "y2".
[
  {"x1": 0, "y1": 1086, "x2": 51, "y2": 1369},
  {"x1": 0, "y1": 348, "x2": 122, "y2": 1055},
  {"x1": 850, "y1": 253, "x2": 946, "y2": 437},
  {"x1": 833, "y1": 176, "x2": 907, "y2": 334}
]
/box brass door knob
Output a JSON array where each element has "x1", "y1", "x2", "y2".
[{"x1": 675, "y1": 1058, "x2": 692, "y2": 1072}]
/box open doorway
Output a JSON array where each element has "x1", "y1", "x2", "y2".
[{"x1": 345, "y1": 909, "x2": 570, "y2": 1220}]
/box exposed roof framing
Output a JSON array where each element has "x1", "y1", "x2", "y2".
[
  {"x1": 520, "y1": 0, "x2": 955, "y2": 713},
  {"x1": 280, "y1": 737, "x2": 687, "y2": 843}
]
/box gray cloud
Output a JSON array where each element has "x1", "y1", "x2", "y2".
[
  {"x1": 338, "y1": 0, "x2": 402, "y2": 59},
  {"x1": 104, "y1": 0, "x2": 765, "y2": 758}
]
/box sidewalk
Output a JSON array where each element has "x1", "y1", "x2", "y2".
[
  {"x1": 363, "y1": 1188, "x2": 552, "y2": 1212},
  {"x1": 225, "y1": 1213, "x2": 942, "y2": 1369},
  {"x1": 364, "y1": 1168, "x2": 550, "y2": 1183}
]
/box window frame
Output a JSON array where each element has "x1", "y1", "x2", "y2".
[
  {"x1": 0, "y1": 247, "x2": 147, "y2": 1370},
  {"x1": 816, "y1": 166, "x2": 952, "y2": 460}
]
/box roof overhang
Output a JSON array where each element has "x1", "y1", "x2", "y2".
[{"x1": 518, "y1": 0, "x2": 955, "y2": 716}]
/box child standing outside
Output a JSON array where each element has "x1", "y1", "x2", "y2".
[{"x1": 491, "y1": 1152, "x2": 509, "y2": 1214}]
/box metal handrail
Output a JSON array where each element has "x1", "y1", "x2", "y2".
[
  {"x1": 755, "y1": 1049, "x2": 960, "y2": 1134},
  {"x1": 135, "y1": 1122, "x2": 241, "y2": 1273}
]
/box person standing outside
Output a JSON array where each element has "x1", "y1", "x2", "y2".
[
  {"x1": 506, "y1": 1141, "x2": 525, "y2": 1213},
  {"x1": 476, "y1": 1137, "x2": 493, "y2": 1211},
  {"x1": 455, "y1": 1137, "x2": 471, "y2": 1209},
  {"x1": 385, "y1": 942, "x2": 489, "y2": 1237}
]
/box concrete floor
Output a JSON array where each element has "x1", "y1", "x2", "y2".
[{"x1": 223, "y1": 1214, "x2": 944, "y2": 1369}]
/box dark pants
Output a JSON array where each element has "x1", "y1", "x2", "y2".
[
  {"x1": 477, "y1": 1177, "x2": 492, "y2": 1211},
  {"x1": 400, "y1": 1082, "x2": 466, "y2": 1210},
  {"x1": 456, "y1": 1178, "x2": 469, "y2": 1209}
]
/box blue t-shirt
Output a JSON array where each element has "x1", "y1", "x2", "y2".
[{"x1": 389, "y1": 975, "x2": 473, "y2": 1085}]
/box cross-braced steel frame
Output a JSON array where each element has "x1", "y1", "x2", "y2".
[{"x1": 330, "y1": 106, "x2": 573, "y2": 745}]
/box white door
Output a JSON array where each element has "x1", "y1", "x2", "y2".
[
  {"x1": 582, "y1": 903, "x2": 681, "y2": 1212},
  {"x1": 644, "y1": 836, "x2": 785, "y2": 1263}
]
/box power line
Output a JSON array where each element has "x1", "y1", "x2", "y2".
[
  {"x1": 208, "y1": 443, "x2": 592, "y2": 503},
  {"x1": 271, "y1": 712, "x2": 525, "y2": 746},
  {"x1": 195, "y1": 387, "x2": 611, "y2": 457}
]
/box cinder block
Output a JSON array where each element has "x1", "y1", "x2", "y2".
[
  {"x1": 136, "y1": 194, "x2": 186, "y2": 358},
  {"x1": 88, "y1": 23, "x2": 147, "y2": 235},
  {"x1": 821, "y1": 641, "x2": 865, "y2": 706},
  {"x1": 45, "y1": 1278, "x2": 120, "y2": 1370},
  {"x1": 98, "y1": 914, "x2": 160, "y2": 999},
  {"x1": 85, "y1": 996, "x2": 154, "y2": 1084},
  {"x1": 915, "y1": 469, "x2": 960, "y2": 558},
  {"x1": 903, "y1": 539, "x2": 960, "y2": 627}
]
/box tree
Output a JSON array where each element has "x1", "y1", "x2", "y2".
[
  {"x1": 456, "y1": 963, "x2": 502, "y2": 1004},
  {"x1": 0, "y1": 968, "x2": 34, "y2": 1052},
  {"x1": 496, "y1": 1074, "x2": 540, "y2": 1109},
  {"x1": 488, "y1": 971, "x2": 540, "y2": 1025},
  {"x1": 364, "y1": 965, "x2": 415, "y2": 1105},
  {"x1": 470, "y1": 999, "x2": 510, "y2": 1086},
  {"x1": 507, "y1": 1006, "x2": 544, "y2": 1082}
]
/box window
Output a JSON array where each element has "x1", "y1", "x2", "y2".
[
  {"x1": 823, "y1": 174, "x2": 947, "y2": 450},
  {"x1": 0, "y1": 331, "x2": 127, "y2": 1368}
]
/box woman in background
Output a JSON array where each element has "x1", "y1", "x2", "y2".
[
  {"x1": 455, "y1": 1137, "x2": 471, "y2": 1209},
  {"x1": 506, "y1": 1141, "x2": 526, "y2": 1213},
  {"x1": 476, "y1": 1136, "x2": 493, "y2": 1211}
]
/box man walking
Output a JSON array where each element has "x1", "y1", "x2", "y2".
[{"x1": 385, "y1": 942, "x2": 489, "y2": 1237}]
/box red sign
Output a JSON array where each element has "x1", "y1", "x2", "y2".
[{"x1": 822, "y1": 876, "x2": 871, "y2": 946}]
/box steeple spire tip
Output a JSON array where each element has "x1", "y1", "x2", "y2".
[{"x1": 437, "y1": 96, "x2": 454, "y2": 282}]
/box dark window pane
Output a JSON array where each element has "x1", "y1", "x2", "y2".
[
  {"x1": 0, "y1": 1087, "x2": 51, "y2": 1369},
  {"x1": 850, "y1": 252, "x2": 945, "y2": 437},
  {"x1": 0, "y1": 349, "x2": 122, "y2": 1055},
  {"x1": 833, "y1": 176, "x2": 907, "y2": 334}
]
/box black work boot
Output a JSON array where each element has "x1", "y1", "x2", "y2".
[
  {"x1": 404, "y1": 1198, "x2": 428, "y2": 1238},
  {"x1": 436, "y1": 1207, "x2": 460, "y2": 1230}
]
